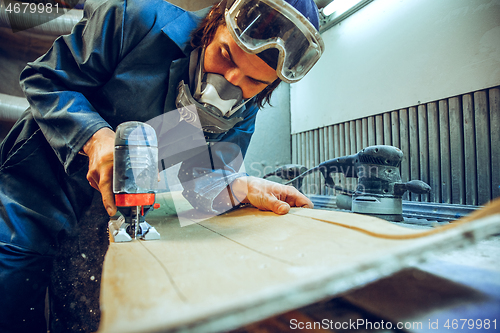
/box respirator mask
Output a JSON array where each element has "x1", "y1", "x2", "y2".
[{"x1": 175, "y1": 48, "x2": 248, "y2": 134}]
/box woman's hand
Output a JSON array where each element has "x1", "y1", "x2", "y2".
[{"x1": 231, "y1": 176, "x2": 313, "y2": 215}]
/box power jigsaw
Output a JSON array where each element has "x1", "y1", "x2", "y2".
[{"x1": 111, "y1": 121, "x2": 161, "y2": 242}]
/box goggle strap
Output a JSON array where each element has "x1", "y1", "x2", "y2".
[{"x1": 194, "y1": 48, "x2": 205, "y2": 97}]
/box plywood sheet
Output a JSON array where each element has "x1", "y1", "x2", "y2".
[{"x1": 98, "y1": 196, "x2": 500, "y2": 333}]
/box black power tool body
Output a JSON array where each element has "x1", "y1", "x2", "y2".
[{"x1": 319, "y1": 145, "x2": 430, "y2": 221}]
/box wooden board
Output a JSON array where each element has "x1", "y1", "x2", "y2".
[{"x1": 98, "y1": 194, "x2": 500, "y2": 333}]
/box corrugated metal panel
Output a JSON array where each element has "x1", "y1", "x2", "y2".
[
  {"x1": 449, "y1": 96, "x2": 465, "y2": 204},
  {"x1": 463, "y1": 93, "x2": 477, "y2": 205},
  {"x1": 409, "y1": 107, "x2": 419, "y2": 201},
  {"x1": 399, "y1": 109, "x2": 410, "y2": 201},
  {"x1": 418, "y1": 105, "x2": 429, "y2": 202},
  {"x1": 475, "y1": 91, "x2": 491, "y2": 205},
  {"x1": 293, "y1": 86, "x2": 500, "y2": 205},
  {"x1": 491, "y1": 88, "x2": 500, "y2": 200},
  {"x1": 427, "y1": 102, "x2": 440, "y2": 203},
  {"x1": 438, "y1": 100, "x2": 451, "y2": 204}
]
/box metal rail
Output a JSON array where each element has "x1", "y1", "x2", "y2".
[{"x1": 308, "y1": 194, "x2": 480, "y2": 223}]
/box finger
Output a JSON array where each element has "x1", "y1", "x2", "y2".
[
  {"x1": 263, "y1": 194, "x2": 291, "y2": 215},
  {"x1": 295, "y1": 194, "x2": 314, "y2": 208},
  {"x1": 281, "y1": 185, "x2": 314, "y2": 209},
  {"x1": 86, "y1": 172, "x2": 99, "y2": 191},
  {"x1": 100, "y1": 186, "x2": 116, "y2": 216},
  {"x1": 99, "y1": 175, "x2": 116, "y2": 216},
  {"x1": 275, "y1": 200, "x2": 290, "y2": 215}
]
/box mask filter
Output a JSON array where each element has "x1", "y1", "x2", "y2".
[
  {"x1": 195, "y1": 73, "x2": 243, "y2": 117},
  {"x1": 175, "y1": 81, "x2": 244, "y2": 134},
  {"x1": 175, "y1": 48, "x2": 249, "y2": 134}
]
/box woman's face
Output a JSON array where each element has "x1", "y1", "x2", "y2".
[{"x1": 204, "y1": 25, "x2": 278, "y2": 99}]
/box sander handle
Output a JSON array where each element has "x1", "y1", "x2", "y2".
[
  {"x1": 318, "y1": 154, "x2": 358, "y2": 188},
  {"x1": 263, "y1": 164, "x2": 308, "y2": 180},
  {"x1": 405, "y1": 180, "x2": 432, "y2": 194},
  {"x1": 394, "y1": 180, "x2": 432, "y2": 196}
]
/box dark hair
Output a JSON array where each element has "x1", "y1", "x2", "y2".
[{"x1": 190, "y1": 1, "x2": 281, "y2": 108}]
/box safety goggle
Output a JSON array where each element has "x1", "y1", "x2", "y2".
[{"x1": 225, "y1": 0, "x2": 324, "y2": 83}]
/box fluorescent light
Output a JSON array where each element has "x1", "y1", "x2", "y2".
[{"x1": 323, "y1": 0, "x2": 363, "y2": 16}]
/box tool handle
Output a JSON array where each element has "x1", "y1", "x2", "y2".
[
  {"x1": 319, "y1": 155, "x2": 358, "y2": 177},
  {"x1": 405, "y1": 180, "x2": 431, "y2": 194},
  {"x1": 318, "y1": 155, "x2": 358, "y2": 187},
  {"x1": 263, "y1": 164, "x2": 308, "y2": 180}
]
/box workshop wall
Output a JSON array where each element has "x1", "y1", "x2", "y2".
[
  {"x1": 292, "y1": 86, "x2": 500, "y2": 206},
  {"x1": 0, "y1": 27, "x2": 57, "y2": 141},
  {"x1": 289, "y1": 0, "x2": 500, "y2": 206},
  {"x1": 291, "y1": 0, "x2": 500, "y2": 133},
  {"x1": 244, "y1": 84, "x2": 292, "y2": 179}
]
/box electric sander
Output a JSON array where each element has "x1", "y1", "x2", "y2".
[
  {"x1": 280, "y1": 145, "x2": 431, "y2": 222},
  {"x1": 318, "y1": 145, "x2": 431, "y2": 221},
  {"x1": 111, "y1": 121, "x2": 161, "y2": 242}
]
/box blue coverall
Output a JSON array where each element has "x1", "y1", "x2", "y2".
[{"x1": 0, "y1": 0, "x2": 260, "y2": 331}]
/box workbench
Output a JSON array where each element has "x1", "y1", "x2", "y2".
[{"x1": 98, "y1": 193, "x2": 500, "y2": 333}]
